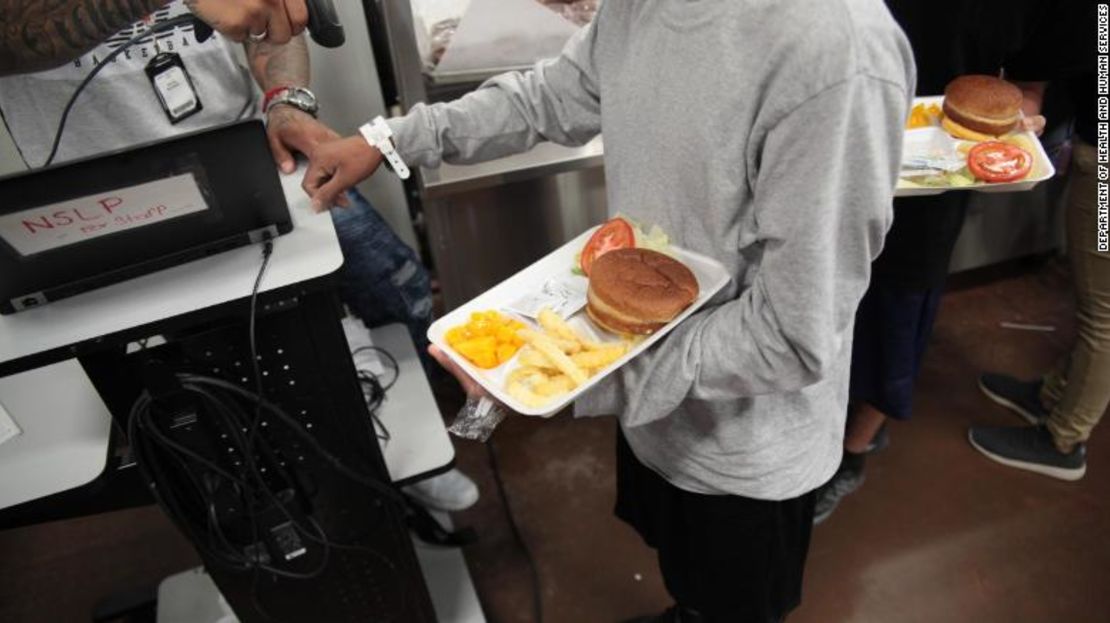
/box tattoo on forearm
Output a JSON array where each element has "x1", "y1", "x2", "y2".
[
  {"x1": 0, "y1": 0, "x2": 167, "y2": 75},
  {"x1": 245, "y1": 34, "x2": 309, "y2": 93}
]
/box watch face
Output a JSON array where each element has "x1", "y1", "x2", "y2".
[{"x1": 293, "y1": 89, "x2": 317, "y2": 108}]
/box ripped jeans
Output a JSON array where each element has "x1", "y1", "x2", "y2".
[{"x1": 331, "y1": 189, "x2": 433, "y2": 360}]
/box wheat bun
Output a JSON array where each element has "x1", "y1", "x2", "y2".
[
  {"x1": 586, "y1": 248, "x2": 699, "y2": 335},
  {"x1": 942, "y1": 75, "x2": 1023, "y2": 136}
]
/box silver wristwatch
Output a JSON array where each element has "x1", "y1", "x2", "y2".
[{"x1": 266, "y1": 86, "x2": 319, "y2": 117}]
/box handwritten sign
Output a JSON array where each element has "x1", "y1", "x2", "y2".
[{"x1": 0, "y1": 173, "x2": 209, "y2": 257}]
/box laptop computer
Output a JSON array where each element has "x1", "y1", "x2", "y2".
[{"x1": 0, "y1": 120, "x2": 292, "y2": 314}]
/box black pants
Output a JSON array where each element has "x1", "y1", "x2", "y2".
[{"x1": 615, "y1": 431, "x2": 816, "y2": 623}]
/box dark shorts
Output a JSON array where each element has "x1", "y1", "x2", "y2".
[
  {"x1": 614, "y1": 430, "x2": 815, "y2": 623},
  {"x1": 848, "y1": 281, "x2": 943, "y2": 421}
]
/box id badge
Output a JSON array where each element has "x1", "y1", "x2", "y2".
[{"x1": 145, "y1": 52, "x2": 202, "y2": 124}]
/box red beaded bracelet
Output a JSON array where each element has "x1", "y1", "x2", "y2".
[{"x1": 262, "y1": 86, "x2": 290, "y2": 114}]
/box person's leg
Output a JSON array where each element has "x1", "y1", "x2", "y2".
[
  {"x1": 815, "y1": 284, "x2": 942, "y2": 524},
  {"x1": 1046, "y1": 139, "x2": 1110, "y2": 450},
  {"x1": 616, "y1": 430, "x2": 814, "y2": 623},
  {"x1": 331, "y1": 189, "x2": 434, "y2": 359},
  {"x1": 969, "y1": 139, "x2": 1105, "y2": 480},
  {"x1": 331, "y1": 190, "x2": 477, "y2": 509},
  {"x1": 844, "y1": 401, "x2": 887, "y2": 454},
  {"x1": 1038, "y1": 353, "x2": 1069, "y2": 410}
]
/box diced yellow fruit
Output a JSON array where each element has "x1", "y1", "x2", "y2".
[
  {"x1": 496, "y1": 343, "x2": 518, "y2": 363},
  {"x1": 449, "y1": 310, "x2": 531, "y2": 369},
  {"x1": 496, "y1": 326, "x2": 516, "y2": 343},
  {"x1": 445, "y1": 326, "x2": 467, "y2": 346},
  {"x1": 906, "y1": 109, "x2": 929, "y2": 129}
]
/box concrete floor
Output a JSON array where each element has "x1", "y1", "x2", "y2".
[{"x1": 1, "y1": 257, "x2": 1107, "y2": 623}]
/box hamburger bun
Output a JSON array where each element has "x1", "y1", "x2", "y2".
[
  {"x1": 586, "y1": 248, "x2": 699, "y2": 335},
  {"x1": 942, "y1": 75, "x2": 1023, "y2": 137}
]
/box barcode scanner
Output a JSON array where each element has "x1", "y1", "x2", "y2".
[
  {"x1": 304, "y1": 0, "x2": 344, "y2": 48},
  {"x1": 192, "y1": 0, "x2": 345, "y2": 48}
]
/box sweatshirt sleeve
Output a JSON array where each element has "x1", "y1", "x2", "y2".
[
  {"x1": 618, "y1": 74, "x2": 909, "y2": 426},
  {"x1": 385, "y1": 19, "x2": 602, "y2": 169}
]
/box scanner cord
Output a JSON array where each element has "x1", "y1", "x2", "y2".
[{"x1": 41, "y1": 14, "x2": 195, "y2": 168}]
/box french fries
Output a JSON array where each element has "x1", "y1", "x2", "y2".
[
  {"x1": 534, "y1": 374, "x2": 576, "y2": 397},
  {"x1": 520, "y1": 330, "x2": 589, "y2": 386},
  {"x1": 506, "y1": 377, "x2": 548, "y2": 408},
  {"x1": 537, "y1": 308, "x2": 579, "y2": 342},
  {"x1": 517, "y1": 347, "x2": 557, "y2": 370},
  {"x1": 518, "y1": 328, "x2": 581, "y2": 355},
  {"x1": 504, "y1": 308, "x2": 631, "y2": 408},
  {"x1": 571, "y1": 345, "x2": 628, "y2": 370}
]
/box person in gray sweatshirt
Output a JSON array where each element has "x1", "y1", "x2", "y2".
[{"x1": 304, "y1": 1, "x2": 914, "y2": 620}]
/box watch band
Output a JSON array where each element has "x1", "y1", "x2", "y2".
[
  {"x1": 359, "y1": 116, "x2": 410, "y2": 180},
  {"x1": 263, "y1": 86, "x2": 318, "y2": 117}
]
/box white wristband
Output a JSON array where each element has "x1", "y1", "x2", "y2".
[{"x1": 359, "y1": 116, "x2": 410, "y2": 180}]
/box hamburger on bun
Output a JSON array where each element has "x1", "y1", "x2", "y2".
[
  {"x1": 586, "y1": 248, "x2": 699, "y2": 335},
  {"x1": 942, "y1": 75, "x2": 1023, "y2": 138}
]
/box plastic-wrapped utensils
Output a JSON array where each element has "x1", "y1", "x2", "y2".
[{"x1": 449, "y1": 396, "x2": 508, "y2": 442}]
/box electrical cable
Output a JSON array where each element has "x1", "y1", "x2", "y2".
[
  {"x1": 352, "y1": 344, "x2": 400, "y2": 442},
  {"x1": 42, "y1": 14, "x2": 195, "y2": 168},
  {"x1": 124, "y1": 243, "x2": 416, "y2": 621},
  {"x1": 356, "y1": 369, "x2": 391, "y2": 442},
  {"x1": 352, "y1": 345, "x2": 400, "y2": 391},
  {"x1": 249, "y1": 240, "x2": 274, "y2": 405},
  {"x1": 487, "y1": 440, "x2": 544, "y2": 623},
  {"x1": 178, "y1": 374, "x2": 408, "y2": 505}
]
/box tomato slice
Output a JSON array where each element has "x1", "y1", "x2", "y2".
[
  {"x1": 967, "y1": 141, "x2": 1033, "y2": 183},
  {"x1": 580, "y1": 217, "x2": 635, "y2": 276}
]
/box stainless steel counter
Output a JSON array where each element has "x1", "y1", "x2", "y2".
[
  {"x1": 422, "y1": 138, "x2": 604, "y2": 198},
  {"x1": 421, "y1": 155, "x2": 607, "y2": 309}
]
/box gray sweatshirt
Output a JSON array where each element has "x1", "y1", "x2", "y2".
[{"x1": 388, "y1": 0, "x2": 915, "y2": 500}]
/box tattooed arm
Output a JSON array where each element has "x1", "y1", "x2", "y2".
[
  {"x1": 0, "y1": 0, "x2": 167, "y2": 76},
  {"x1": 245, "y1": 34, "x2": 308, "y2": 92},
  {"x1": 246, "y1": 35, "x2": 341, "y2": 178}
]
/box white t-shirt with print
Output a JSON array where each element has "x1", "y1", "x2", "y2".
[{"x1": 0, "y1": 0, "x2": 255, "y2": 167}]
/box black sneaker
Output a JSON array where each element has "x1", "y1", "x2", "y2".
[
  {"x1": 968, "y1": 425, "x2": 1086, "y2": 481},
  {"x1": 978, "y1": 373, "x2": 1049, "y2": 425},
  {"x1": 813, "y1": 468, "x2": 865, "y2": 525}
]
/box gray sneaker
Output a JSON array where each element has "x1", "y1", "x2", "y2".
[
  {"x1": 968, "y1": 425, "x2": 1086, "y2": 481},
  {"x1": 813, "y1": 468, "x2": 865, "y2": 525},
  {"x1": 978, "y1": 373, "x2": 1049, "y2": 425}
]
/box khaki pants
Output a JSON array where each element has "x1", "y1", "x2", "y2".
[{"x1": 1040, "y1": 140, "x2": 1110, "y2": 449}]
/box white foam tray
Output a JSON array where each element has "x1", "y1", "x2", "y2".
[
  {"x1": 428, "y1": 226, "x2": 731, "y2": 417},
  {"x1": 895, "y1": 96, "x2": 1056, "y2": 197}
]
